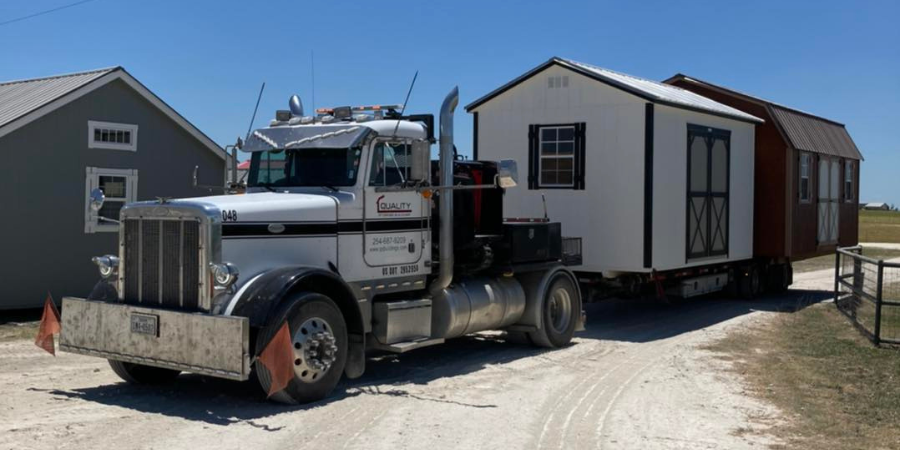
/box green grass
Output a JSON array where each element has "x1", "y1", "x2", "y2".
[
  {"x1": 793, "y1": 248, "x2": 900, "y2": 274},
  {"x1": 860, "y1": 210, "x2": 900, "y2": 243},
  {"x1": 707, "y1": 304, "x2": 900, "y2": 450}
]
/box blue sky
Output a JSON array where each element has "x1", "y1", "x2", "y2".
[{"x1": 2, "y1": 0, "x2": 898, "y2": 204}]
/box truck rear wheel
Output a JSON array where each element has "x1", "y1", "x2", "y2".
[
  {"x1": 255, "y1": 292, "x2": 347, "y2": 404},
  {"x1": 738, "y1": 265, "x2": 761, "y2": 299},
  {"x1": 529, "y1": 274, "x2": 580, "y2": 348},
  {"x1": 108, "y1": 360, "x2": 180, "y2": 385}
]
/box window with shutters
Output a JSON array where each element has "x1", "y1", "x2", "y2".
[
  {"x1": 799, "y1": 152, "x2": 811, "y2": 203},
  {"x1": 686, "y1": 125, "x2": 730, "y2": 260},
  {"x1": 528, "y1": 123, "x2": 586, "y2": 190},
  {"x1": 844, "y1": 160, "x2": 854, "y2": 203}
]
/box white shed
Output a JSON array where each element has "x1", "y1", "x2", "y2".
[{"x1": 467, "y1": 57, "x2": 763, "y2": 277}]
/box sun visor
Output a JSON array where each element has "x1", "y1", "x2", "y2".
[{"x1": 243, "y1": 125, "x2": 372, "y2": 152}]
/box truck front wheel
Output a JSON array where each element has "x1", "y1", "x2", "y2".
[
  {"x1": 255, "y1": 292, "x2": 348, "y2": 404},
  {"x1": 529, "y1": 274, "x2": 580, "y2": 348},
  {"x1": 108, "y1": 360, "x2": 180, "y2": 384}
]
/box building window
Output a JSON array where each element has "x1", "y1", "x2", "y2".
[
  {"x1": 85, "y1": 167, "x2": 138, "y2": 233},
  {"x1": 528, "y1": 123, "x2": 586, "y2": 190},
  {"x1": 844, "y1": 160, "x2": 854, "y2": 203},
  {"x1": 799, "y1": 152, "x2": 811, "y2": 203},
  {"x1": 88, "y1": 121, "x2": 138, "y2": 151}
]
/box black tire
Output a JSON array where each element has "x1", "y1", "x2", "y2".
[
  {"x1": 108, "y1": 360, "x2": 180, "y2": 385},
  {"x1": 255, "y1": 292, "x2": 347, "y2": 404},
  {"x1": 504, "y1": 330, "x2": 531, "y2": 345},
  {"x1": 528, "y1": 274, "x2": 580, "y2": 348},
  {"x1": 738, "y1": 266, "x2": 761, "y2": 299}
]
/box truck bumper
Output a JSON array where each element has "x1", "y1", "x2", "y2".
[{"x1": 59, "y1": 297, "x2": 251, "y2": 381}]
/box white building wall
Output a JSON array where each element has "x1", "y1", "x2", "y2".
[
  {"x1": 473, "y1": 66, "x2": 756, "y2": 275},
  {"x1": 652, "y1": 104, "x2": 755, "y2": 271},
  {"x1": 474, "y1": 65, "x2": 646, "y2": 273}
]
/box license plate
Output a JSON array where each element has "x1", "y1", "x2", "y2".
[{"x1": 131, "y1": 313, "x2": 159, "y2": 337}]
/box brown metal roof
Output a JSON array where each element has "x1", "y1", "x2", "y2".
[
  {"x1": 664, "y1": 74, "x2": 863, "y2": 161},
  {"x1": 769, "y1": 105, "x2": 862, "y2": 160}
]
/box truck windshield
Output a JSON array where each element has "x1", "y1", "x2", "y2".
[{"x1": 247, "y1": 147, "x2": 363, "y2": 188}]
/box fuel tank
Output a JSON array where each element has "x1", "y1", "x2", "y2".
[{"x1": 430, "y1": 276, "x2": 526, "y2": 339}]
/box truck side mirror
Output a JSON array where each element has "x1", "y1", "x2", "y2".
[
  {"x1": 497, "y1": 159, "x2": 518, "y2": 188},
  {"x1": 408, "y1": 140, "x2": 431, "y2": 183},
  {"x1": 192, "y1": 165, "x2": 199, "y2": 188},
  {"x1": 89, "y1": 188, "x2": 105, "y2": 212}
]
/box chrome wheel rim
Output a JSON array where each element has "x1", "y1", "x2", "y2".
[
  {"x1": 547, "y1": 286, "x2": 573, "y2": 334},
  {"x1": 291, "y1": 317, "x2": 338, "y2": 383}
]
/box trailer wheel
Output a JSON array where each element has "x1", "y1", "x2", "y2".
[
  {"x1": 738, "y1": 266, "x2": 761, "y2": 299},
  {"x1": 108, "y1": 360, "x2": 180, "y2": 385},
  {"x1": 255, "y1": 291, "x2": 347, "y2": 404},
  {"x1": 529, "y1": 274, "x2": 580, "y2": 348}
]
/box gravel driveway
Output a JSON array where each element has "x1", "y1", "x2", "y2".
[{"x1": 0, "y1": 278, "x2": 838, "y2": 450}]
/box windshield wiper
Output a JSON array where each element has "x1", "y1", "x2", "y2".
[{"x1": 321, "y1": 185, "x2": 340, "y2": 193}]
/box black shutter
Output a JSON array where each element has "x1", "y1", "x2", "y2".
[
  {"x1": 575, "y1": 122, "x2": 587, "y2": 190},
  {"x1": 528, "y1": 125, "x2": 537, "y2": 189}
]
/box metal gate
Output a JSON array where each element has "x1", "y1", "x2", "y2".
[{"x1": 835, "y1": 246, "x2": 900, "y2": 345}]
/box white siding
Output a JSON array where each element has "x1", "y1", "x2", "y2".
[
  {"x1": 474, "y1": 65, "x2": 646, "y2": 273},
  {"x1": 652, "y1": 104, "x2": 755, "y2": 271}
]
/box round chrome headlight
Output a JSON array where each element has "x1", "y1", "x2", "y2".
[
  {"x1": 92, "y1": 255, "x2": 119, "y2": 279},
  {"x1": 211, "y1": 262, "x2": 239, "y2": 287}
]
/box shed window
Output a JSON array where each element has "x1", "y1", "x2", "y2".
[
  {"x1": 85, "y1": 167, "x2": 138, "y2": 233},
  {"x1": 799, "y1": 153, "x2": 811, "y2": 203},
  {"x1": 844, "y1": 160, "x2": 854, "y2": 203},
  {"x1": 88, "y1": 121, "x2": 138, "y2": 151},
  {"x1": 528, "y1": 123, "x2": 586, "y2": 190}
]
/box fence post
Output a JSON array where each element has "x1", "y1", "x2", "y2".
[
  {"x1": 834, "y1": 250, "x2": 841, "y2": 303},
  {"x1": 874, "y1": 260, "x2": 884, "y2": 346}
]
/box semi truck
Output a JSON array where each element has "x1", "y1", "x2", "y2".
[{"x1": 59, "y1": 87, "x2": 584, "y2": 404}]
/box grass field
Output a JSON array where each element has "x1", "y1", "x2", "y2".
[
  {"x1": 860, "y1": 209, "x2": 900, "y2": 243},
  {"x1": 707, "y1": 304, "x2": 900, "y2": 450},
  {"x1": 793, "y1": 248, "x2": 900, "y2": 274}
]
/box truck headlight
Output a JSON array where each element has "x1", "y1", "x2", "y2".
[
  {"x1": 92, "y1": 255, "x2": 119, "y2": 279},
  {"x1": 211, "y1": 262, "x2": 239, "y2": 287}
]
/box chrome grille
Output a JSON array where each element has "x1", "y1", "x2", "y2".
[{"x1": 122, "y1": 218, "x2": 201, "y2": 310}]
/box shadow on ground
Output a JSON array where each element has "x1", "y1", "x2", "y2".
[{"x1": 41, "y1": 288, "x2": 833, "y2": 426}]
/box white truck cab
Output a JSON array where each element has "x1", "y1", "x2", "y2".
[{"x1": 59, "y1": 88, "x2": 584, "y2": 404}]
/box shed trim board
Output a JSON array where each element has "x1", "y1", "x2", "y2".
[
  {"x1": 0, "y1": 67, "x2": 225, "y2": 160},
  {"x1": 471, "y1": 61, "x2": 756, "y2": 275}
]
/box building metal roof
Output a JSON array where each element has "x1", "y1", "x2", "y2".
[
  {"x1": 0, "y1": 67, "x2": 115, "y2": 129},
  {"x1": 0, "y1": 67, "x2": 225, "y2": 160},
  {"x1": 664, "y1": 74, "x2": 863, "y2": 161},
  {"x1": 465, "y1": 57, "x2": 763, "y2": 124}
]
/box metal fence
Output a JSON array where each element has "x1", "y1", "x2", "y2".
[{"x1": 834, "y1": 246, "x2": 900, "y2": 345}]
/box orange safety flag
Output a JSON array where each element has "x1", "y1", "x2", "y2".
[
  {"x1": 258, "y1": 322, "x2": 295, "y2": 397},
  {"x1": 35, "y1": 294, "x2": 61, "y2": 356}
]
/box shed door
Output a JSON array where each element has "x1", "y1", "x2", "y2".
[
  {"x1": 686, "y1": 125, "x2": 730, "y2": 261},
  {"x1": 817, "y1": 157, "x2": 840, "y2": 244}
]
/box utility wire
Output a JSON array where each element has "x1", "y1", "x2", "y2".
[{"x1": 0, "y1": 0, "x2": 98, "y2": 27}]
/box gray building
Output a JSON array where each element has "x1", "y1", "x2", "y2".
[{"x1": 0, "y1": 67, "x2": 225, "y2": 309}]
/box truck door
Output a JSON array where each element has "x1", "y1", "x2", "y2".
[{"x1": 363, "y1": 140, "x2": 427, "y2": 268}]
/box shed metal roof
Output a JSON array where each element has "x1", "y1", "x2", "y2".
[
  {"x1": 0, "y1": 67, "x2": 225, "y2": 160},
  {"x1": 664, "y1": 74, "x2": 863, "y2": 161},
  {"x1": 465, "y1": 57, "x2": 763, "y2": 124},
  {"x1": 0, "y1": 67, "x2": 115, "y2": 129}
]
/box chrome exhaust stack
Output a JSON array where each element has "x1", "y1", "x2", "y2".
[{"x1": 430, "y1": 86, "x2": 459, "y2": 294}]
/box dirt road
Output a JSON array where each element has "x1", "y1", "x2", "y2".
[{"x1": 0, "y1": 284, "x2": 835, "y2": 449}]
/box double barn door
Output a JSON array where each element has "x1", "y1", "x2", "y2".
[{"x1": 817, "y1": 157, "x2": 840, "y2": 244}]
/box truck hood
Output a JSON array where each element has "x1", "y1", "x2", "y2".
[{"x1": 176, "y1": 192, "x2": 338, "y2": 222}]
